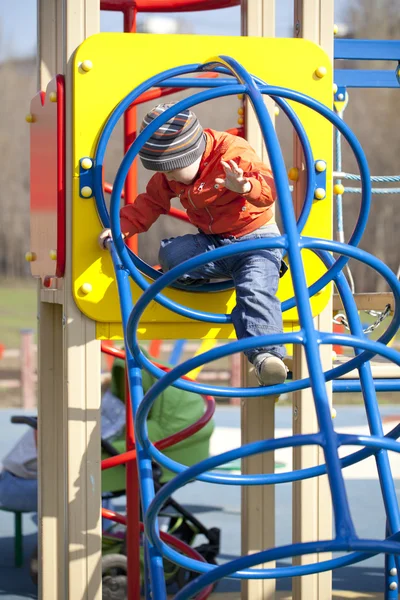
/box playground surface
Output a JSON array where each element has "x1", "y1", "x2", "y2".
[{"x1": 0, "y1": 404, "x2": 399, "y2": 599}]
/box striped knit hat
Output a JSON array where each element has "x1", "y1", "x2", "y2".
[{"x1": 138, "y1": 103, "x2": 206, "y2": 172}]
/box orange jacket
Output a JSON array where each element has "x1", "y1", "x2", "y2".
[{"x1": 120, "y1": 129, "x2": 276, "y2": 239}]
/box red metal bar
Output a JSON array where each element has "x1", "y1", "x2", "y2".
[
  {"x1": 101, "y1": 0, "x2": 239, "y2": 12},
  {"x1": 123, "y1": 8, "x2": 140, "y2": 597},
  {"x1": 102, "y1": 386, "x2": 214, "y2": 470},
  {"x1": 167, "y1": 206, "x2": 190, "y2": 222},
  {"x1": 148, "y1": 339, "x2": 163, "y2": 357},
  {"x1": 102, "y1": 509, "x2": 214, "y2": 600},
  {"x1": 226, "y1": 126, "x2": 245, "y2": 137},
  {"x1": 100, "y1": 341, "x2": 215, "y2": 470},
  {"x1": 123, "y1": 5, "x2": 138, "y2": 257}
]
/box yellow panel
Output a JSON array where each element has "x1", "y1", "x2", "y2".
[{"x1": 72, "y1": 34, "x2": 332, "y2": 340}]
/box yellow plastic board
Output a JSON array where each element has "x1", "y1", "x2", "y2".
[{"x1": 72, "y1": 34, "x2": 333, "y2": 340}]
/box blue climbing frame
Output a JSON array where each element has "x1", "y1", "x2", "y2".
[
  {"x1": 96, "y1": 56, "x2": 400, "y2": 599},
  {"x1": 334, "y1": 39, "x2": 400, "y2": 88}
]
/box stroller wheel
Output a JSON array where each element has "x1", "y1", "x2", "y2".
[
  {"x1": 30, "y1": 545, "x2": 38, "y2": 586},
  {"x1": 102, "y1": 554, "x2": 128, "y2": 600},
  {"x1": 176, "y1": 553, "x2": 217, "y2": 591}
]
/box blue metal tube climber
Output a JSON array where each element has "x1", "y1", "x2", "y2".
[{"x1": 95, "y1": 56, "x2": 400, "y2": 599}]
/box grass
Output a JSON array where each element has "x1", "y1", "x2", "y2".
[
  {"x1": 0, "y1": 278, "x2": 37, "y2": 349},
  {"x1": 0, "y1": 278, "x2": 398, "y2": 407}
]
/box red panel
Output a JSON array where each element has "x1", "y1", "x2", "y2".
[
  {"x1": 101, "y1": 0, "x2": 240, "y2": 12},
  {"x1": 29, "y1": 75, "x2": 65, "y2": 280}
]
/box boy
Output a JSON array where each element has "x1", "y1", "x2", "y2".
[{"x1": 99, "y1": 103, "x2": 287, "y2": 386}]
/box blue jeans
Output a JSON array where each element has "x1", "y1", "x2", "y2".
[
  {"x1": 159, "y1": 224, "x2": 285, "y2": 363},
  {"x1": 0, "y1": 470, "x2": 37, "y2": 513}
]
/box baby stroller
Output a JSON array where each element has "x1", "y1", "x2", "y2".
[
  {"x1": 16, "y1": 349, "x2": 220, "y2": 597},
  {"x1": 100, "y1": 351, "x2": 220, "y2": 597},
  {"x1": 101, "y1": 439, "x2": 220, "y2": 598}
]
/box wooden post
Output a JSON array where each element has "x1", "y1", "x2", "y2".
[
  {"x1": 240, "y1": 2, "x2": 276, "y2": 599},
  {"x1": 36, "y1": 0, "x2": 101, "y2": 599},
  {"x1": 230, "y1": 352, "x2": 242, "y2": 405},
  {"x1": 292, "y1": 2, "x2": 334, "y2": 599},
  {"x1": 20, "y1": 329, "x2": 35, "y2": 409}
]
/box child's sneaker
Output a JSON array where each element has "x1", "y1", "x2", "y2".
[{"x1": 255, "y1": 355, "x2": 288, "y2": 386}]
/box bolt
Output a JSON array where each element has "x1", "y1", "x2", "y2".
[
  {"x1": 81, "y1": 60, "x2": 93, "y2": 72},
  {"x1": 81, "y1": 186, "x2": 93, "y2": 198},
  {"x1": 315, "y1": 66, "x2": 327, "y2": 79},
  {"x1": 81, "y1": 157, "x2": 93, "y2": 170}
]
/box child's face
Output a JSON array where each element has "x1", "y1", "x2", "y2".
[{"x1": 164, "y1": 155, "x2": 202, "y2": 185}]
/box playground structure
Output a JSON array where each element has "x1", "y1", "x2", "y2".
[{"x1": 26, "y1": 0, "x2": 400, "y2": 599}]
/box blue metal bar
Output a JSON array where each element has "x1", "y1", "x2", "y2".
[
  {"x1": 108, "y1": 84, "x2": 248, "y2": 317},
  {"x1": 94, "y1": 69, "x2": 316, "y2": 288},
  {"x1": 168, "y1": 339, "x2": 186, "y2": 366},
  {"x1": 95, "y1": 67, "x2": 372, "y2": 308},
  {"x1": 139, "y1": 419, "x2": 400, "y2": 489},
  {"x1": 124, "y1": 236, "x2": 400, "y2": 399},
  {"x1": 334, "y1": 379, "x2": 400, "y2": 393},
  {"x1": 256, "y1": 85, "x2": 372, "y2": 308},
  {"x1": 322, "y1": 251, "x2": 400, "y2": 570},
  {"x1": 108, "y1": 242, "x2": 166, "y2": 600},
  {"x1": 204, "y1": 55, "x2": 354, "y2": 540},
  {"x1": 386, "y1": 521, "x2": 399, "y2": 600},
  {"x1": 335, "y1": 69, "x2": 399, "y2": 89},
  {"x1": 101, "y1": 54, "x2": 400, "y2": 597},
  {"x1": 334, "y1": 39, "x2": 400, "y2": 61}
]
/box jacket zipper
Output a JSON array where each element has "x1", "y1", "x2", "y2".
[
  {"x1": 188, "y1": 188, "x2": 214, "y2": 234},
  {"x1": 204, "y1": 206, "x2": 214, "y2": 233},
  {"x1": 187, "y1": 189, "x2": 196, "y2": 209}
]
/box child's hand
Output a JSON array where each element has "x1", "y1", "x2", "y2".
[
  {"x1": 215, "y1": 160, "x2": 252, "y2": 194},
  {"x1": 98, "y1": 228, "x2": 112, "y2": 250}
]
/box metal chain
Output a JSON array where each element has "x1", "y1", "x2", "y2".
[{"x1": 333, "y1": 304, "x2": 392, "y2": 335}]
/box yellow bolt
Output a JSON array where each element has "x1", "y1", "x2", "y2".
[
  {"x1": 238, "y1": 107, "x2": 244, "y2": 116},
  {"x1": 274, "y1": 106, "x2": 280, "y2": 116},
  {"x1": 314, "y1": 187, "x2": 326, "y2": 200},
  {"x1": 331, "y1": 407, "x2": 337, "y2": 419},
  {"x1": 237, "y1": 93, "x2": 244, "y2": 100},
  {"x1": 315, "y1": 66, "x2": 327, "y2": 79},
  {"x1": 334, "y1": 183, "x2": 345, "y2": 195},
  {"x1": 49, "y1": 91, "x2": 57, "y2": 102},
  {"x1": 288, "y1": 167, "x2": 299, "y2": 182},
  {"x1": 333, "y1": 24, "x2": 339, "y2": 35},
  {"x1": 315, "y1": 160, "x2": 327, "y2": 173},
  {"x1": 81, "y1": 157, "x2": 93, "y2": 170},
  {"x1": 333, "y1": 83, "x2": 338, "y2": 94},
  {"x1": 81, "y1": 186, "x2": 93, "y2": 198},
  {"x1": 80, "y1": 282, "x2": 92, "y2": 295},
  {"x1": 49, "y1": 250, "x2": 57, "y2": 260},
  {"x1": 25, "y1": 252, "x2": 37, "y2": 262},
  {"x1": 25, "y1": 113, "x2": 35, "y2": 123},
  {"x1": 237, "y1": 117, "x2": 244, "y2": 125},
  {"x1": 81, "y1": 59, "x2": 93, "y2": 72}
]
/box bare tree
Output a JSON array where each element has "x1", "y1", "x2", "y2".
[
  {"x1": 0, "y1": 58, "x2": 36, "y2": 277},
  {"x1": 337, "y1": 0, "x2": 400, "y2": 292}
]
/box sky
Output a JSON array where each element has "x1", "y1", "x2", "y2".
[{"x1": 0, "y1": 1, "x2": 348, "y2": 63}]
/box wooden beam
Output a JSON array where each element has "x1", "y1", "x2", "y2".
[
  {"x1": 333, "y1": 293, "x2": 394, "y2": 312},
  {"x1": 240, "y1": 2, "x2": 276, "y2": 600},
  {"x1": 292, "y1": 2, "x2": 334, "y2": 600}
]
